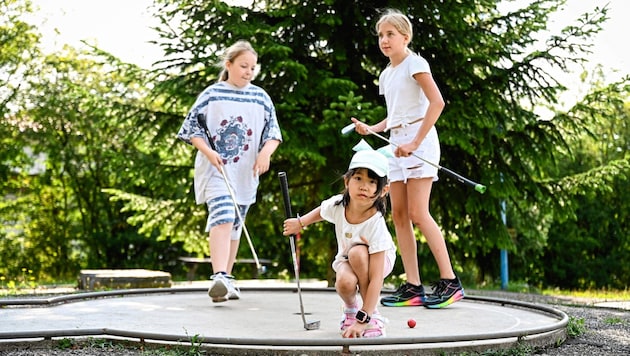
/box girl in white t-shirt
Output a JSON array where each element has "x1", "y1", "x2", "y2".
[
  {"x1": 351, "y1": 9, "x2": 464, "y2": 309},
  {"x1": 177, "y1": 40, "x2": 282, "y2": 303},
  {"x1": 283, "y1": 141, "x2": 396, "y2": 338}
]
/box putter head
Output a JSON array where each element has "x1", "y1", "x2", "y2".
[
  {"x1": 258, "y1": 265, "x2": 267, "y2": 275},
  {"x1": 305, "y1": 320, "x2": 321, "y2": 330}
]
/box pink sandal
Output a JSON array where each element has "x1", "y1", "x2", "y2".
[
  {"x1": 340, "y1": 305, "x2": 358, "y2": 331},
  {"x1": 362, "y1": 313, "x2": 386, "y2": 338}
]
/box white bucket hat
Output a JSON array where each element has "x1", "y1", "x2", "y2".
[{"x1": 348, "y1": 139, "x2": 394, "y2": 177}]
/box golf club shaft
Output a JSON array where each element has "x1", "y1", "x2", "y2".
[
  {"x1": 278, "y1": 172, "x2": 309, "y2": 328},
  {"x1": 341, "y1": 123, "x2": 487, "y2": 194},
  {"x1": 196, "y1": 114, "x2": 264, "y2": 273}
]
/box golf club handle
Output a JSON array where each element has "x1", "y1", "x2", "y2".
[
  {"x1": 341, "y1": 123, "x2": 355, "y2": 135},
  {"x1": 196, "y1": 113, "x2": 218, "y2": 151},
  {"x1": 440, "y1": 166, "x2": 487, "y2": 194},
  {"x1": 278, "y1": 172, "x2": 293, "y2": 219}
]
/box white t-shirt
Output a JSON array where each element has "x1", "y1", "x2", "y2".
[
  {"x1": 177, "y1": 81, "x2": 282, "y2": 205},
  {"x1": 319, "y1": 194, "x2": 397, "y2": 272},
  {"x1": 379, "y1": 53, "x2": 431, "y2": 130}
]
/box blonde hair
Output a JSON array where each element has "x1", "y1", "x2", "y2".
[
  {"x1": 375, "y1": 9, "x2": 413, "y2": 44},
  {"x1": 218, "y1": 40, "x2": 258, "y2": 82}
]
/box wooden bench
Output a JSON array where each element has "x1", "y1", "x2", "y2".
[{"x1": 178, "y1": 257, "x2": 275, "y2": 281}]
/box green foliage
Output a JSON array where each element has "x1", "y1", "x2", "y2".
[
  {"x1": 54, "y1": 338, "x2": 131, "y2": 353},
  {"x1": 566, "y1": 316, "x2": 587, "y2": 338},
  {"x1": 603, "y1": 316, "x2": 625, "y2": 325},
  {"x1": 141, "y1": 0, "x2": 615, "y2": 283},
  {"x1": 0, "y1": 0, "x2": 39, "y2": 115},
  {"x1": 2, "y1": 0, "x2": 628, "y2": 289},
  {"x1": 0, "y1": 267, "x2": 37, "y2": 296},
  {"x1": 1, "y1": 25, "x2": 187, "y2": 279},
  {"x1": 182, "y1": 333, "x2": 205, "y2": 356},
  {"x1": 445, "y1": 342, "x2": 534, "y2": 356},
  {"x1": 56, "y1": 338, "x2": 75, "y2": 350},
  {"x1": 525, "y1": 77, "x2": 630, "y2": 289}
]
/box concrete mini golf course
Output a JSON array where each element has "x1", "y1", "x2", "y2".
[{"x1": 0, "y1": 280, "x2": 568, "y2": 355}]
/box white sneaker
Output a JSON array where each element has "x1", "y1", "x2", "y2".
[
  {"x1": 225, "y1": 275, "x2": 241, "y2": 300},
  {"x1": 208, "y1": 274, "x2": 229, "y2": 303}
]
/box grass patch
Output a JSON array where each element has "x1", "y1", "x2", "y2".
[
  {"x1": 604, "y1": 316, "x2": 626, "y2": 325},
  {"x1": 443, "y1": 342, "x2": 535, "y2": 355},
  {"x1": 541, "y1": 288, "x2": 630, "y2": 300},
  {"x1": 566, "y1": 316, "x2": 587, "y2": 338},
  {"x1": 49, "y1": 337, "x2": 209, "y2": 355}
]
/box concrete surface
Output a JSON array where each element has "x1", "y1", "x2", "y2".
[
  {"x1": 0, "y1": 280, "x2": 568, "y2": 355},
  {"x1": 78, "y1": 269, "x2": 172, "y2": 290}
]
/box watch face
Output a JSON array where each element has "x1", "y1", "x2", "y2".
[{"x1": 356, "y1": 310, "x2": 369, "y2": 323}]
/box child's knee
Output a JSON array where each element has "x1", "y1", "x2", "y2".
[
  {"x1": 347, "y1": 244, "x2": 369, "y2": 261},
  {"x1": 335, "y1": 274, "x2": 357, "y2": 292}
]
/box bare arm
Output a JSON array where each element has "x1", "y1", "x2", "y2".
[
  {"x1": 254, "y1": 139, "x2": 281, "y2": 177},
  {"x1": 395, "y1": 72, "x2": 445, "y2": 156},
  {"x1": 350, "y1": 117, "x2": 388, "y2": 135},
  {"x1": 283, "y1": 206, "x2": 324, "y2": 236}
]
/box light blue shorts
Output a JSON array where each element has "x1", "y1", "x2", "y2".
[
  {"x1": 388, "y1": 122, "x2": 440, "y2": 183},
  {"x1": 206, "y1": 195, "x2": 250, "y2": 241}
]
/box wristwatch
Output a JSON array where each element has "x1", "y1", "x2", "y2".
[{"x1": 355, "y1": 309, "x2": 371, "y2": 324}]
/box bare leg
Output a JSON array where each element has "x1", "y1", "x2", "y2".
[
  {"x1": 335, "y1": 263, "x2": 359, "y2": 306},
  {"x1": 209, "y1": 223, "x2": 232, "y2": 274},
  {"x1": 389, "y1": 181, "x2": 421, "y2": 286},
  {"x1": 226, "y1": 238, "x2": 240, "y2": 275},
  {"x1": 347, "y1": 245, "x2": 370, "y2": 303},
  {"x1": 407, "y1": 178, "x2": 455, "y2": 279}
]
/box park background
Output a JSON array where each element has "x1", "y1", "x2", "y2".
[{"x1": 1, "y1": 0, "x2": 628, "y2": 293}]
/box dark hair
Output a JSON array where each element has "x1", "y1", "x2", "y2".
[{"x1": 335, "y1": 168, "x2": 388, "y2": 215}]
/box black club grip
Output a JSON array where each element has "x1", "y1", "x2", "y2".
[{"x1": 278, "y1": 172, "x2": 293, "y2": 219}]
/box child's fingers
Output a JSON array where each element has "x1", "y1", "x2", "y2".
[{"x1": 282, "y1": 219, "x2": 299, "y2": 236}]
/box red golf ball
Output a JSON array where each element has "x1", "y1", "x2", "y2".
[{"x1": 407, "y1": 318, "x2": 416, "y2": 328}]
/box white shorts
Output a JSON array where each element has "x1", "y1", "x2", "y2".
[
  {"x1": 388, "y1": 122, "x2": 440, "y2": 183},
  {"x1": 205, "y1": 195, "x2": 250, "y2": 241}
]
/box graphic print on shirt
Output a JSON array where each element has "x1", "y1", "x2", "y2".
[{"x1": 212, "y1": 116, "x2": 253, "y2": 164}]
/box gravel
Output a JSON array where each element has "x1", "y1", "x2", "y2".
[
  {"x1": 0, "y1": 290, "x2": 628, "y2": 355},
  {"x1": 472, "y1": 290, "x2": 630, "y2": 356},
  {"x1": 539, "y1": 303, "x2": 630, "y2": 355}
]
